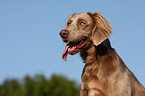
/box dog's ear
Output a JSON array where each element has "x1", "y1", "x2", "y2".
[{"x1": 87, "y1": 12, "x2": 113, "y2": 46}]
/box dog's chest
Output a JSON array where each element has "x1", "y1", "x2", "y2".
[
  {"x1": 81, "y1": 64, "x2": 111, "y2": 96},
  {"x1": 82, "y1": 63, "x2": 99, "y2": 83}
]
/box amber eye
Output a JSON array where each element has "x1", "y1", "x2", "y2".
[
  {"x1": 67, "y1": 22, "x2": 71, "y2": 25},
  {"x1": 80, "y1": 21, "x2": 86, "y2": 25},
  {"x1": 67, "y1": 23, "x2": 70, "y2": 26},
  {"x1": 67, "y1": 21, "x2": 71, "y2": 26}
]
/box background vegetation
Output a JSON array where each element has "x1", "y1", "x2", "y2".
[{"x1": 0, "y1": 74, "x2": 80, "y2": 96}]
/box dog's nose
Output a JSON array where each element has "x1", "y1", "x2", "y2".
[{"x1": 59, "y1": 30, "x2": 69, "y2": 38}]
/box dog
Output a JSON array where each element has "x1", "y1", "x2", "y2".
[{"x1": 59, "y1": 12, "x2": 145, "y2": 96}]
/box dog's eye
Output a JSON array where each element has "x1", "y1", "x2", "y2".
[
  {"x1": 80, "y1": 21, "x2": 86, "y2": 25},
  {"x1": 67, "y1": 22, "x2": 71, "y2": 25},
  {"x1": 67, "y1": 21, "x2": 72, "y2": 26}
]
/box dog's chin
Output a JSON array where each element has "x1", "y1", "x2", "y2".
[
  {"x1": 62, "y1": 38, "x2": 89, "y2": 61},
  {"x1": 69, "y1": 51, "x2": 78, "y2": 55}
]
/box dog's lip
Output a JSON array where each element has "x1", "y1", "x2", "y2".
[
  {"x1": 67, "y1": 39, "x2": 87, "y2": 49},
  {"x1": 62, "y1": 39, "x2": 88, "y2": 61},
  {"x1": 62, "y1": 38, "x2": 69, "y2": 43}
]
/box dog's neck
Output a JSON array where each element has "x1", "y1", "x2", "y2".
[
  {"x1": 80, "y1": 39, "x2": 112, "y2": 64},
  {"x1": 80, "y1": 43, "x2": 97, "y2": 64}
]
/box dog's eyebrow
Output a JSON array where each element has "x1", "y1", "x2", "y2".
[
  {"x1": 67, "y1": 20, "x2": 72, "y2": 24},
  {"x1": 78, "y1": 18, "x2": 87, "y2": 22}
]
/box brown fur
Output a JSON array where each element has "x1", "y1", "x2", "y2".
[{"x1": 60, "y1": 12, "x2": 145, "y2": 96}]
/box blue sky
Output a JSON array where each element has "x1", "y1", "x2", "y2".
[{"x1": 0, "y1": 0, "x2": 145, "y2": 86}]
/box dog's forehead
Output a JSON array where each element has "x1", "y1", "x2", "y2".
[{"x1": 68, "y1": 13, "x2": 92, "y2": 21}]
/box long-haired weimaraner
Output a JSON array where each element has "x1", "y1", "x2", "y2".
[{"x1": 59, "y1": 12, "x2": 145, "y2": 96}]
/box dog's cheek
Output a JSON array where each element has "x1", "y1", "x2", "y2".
[{"x1": 69, "y1": 31, "x2": 84, "y2": 41}]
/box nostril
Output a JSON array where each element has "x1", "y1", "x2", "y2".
[
  {"x1": 62, "y1": 30, "x2": 69, "y2": 35},
  {"x1": 60, "y1": 30, "x2": 69, "y2": 37},
  {"x1": 59, "y1": 32, "x2": 62, "y2": 36}
]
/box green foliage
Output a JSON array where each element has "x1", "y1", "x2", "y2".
[
  {"x1": 0, "y1": 79, "x2": 25, "y2": 96},
  {"x1": 0, "y1": 74, "x2": 80, "y2": 96}
]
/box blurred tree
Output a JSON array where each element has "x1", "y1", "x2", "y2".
[
  {"x1": 0, "y1": 79, "x2": 24, "y2": 96},
  {"x1": 47, "y1": 74, "x2": 80, "y2": 96},
  {"x1": 0, "y1": 74, "x2": 80, "y2": 96},
  {"x1": 33, "y1": 75, "x2": 48, "y2": 96},
  {"x1": 24, "y1": 75, "x2": 35, "y2": 96}
]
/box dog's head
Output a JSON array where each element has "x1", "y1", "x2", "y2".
[{"x1": 59, "y1": 12, "x2": 112, "y2": 61}]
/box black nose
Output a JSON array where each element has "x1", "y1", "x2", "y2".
[{"x1": 59, "y1": 29, "x2": 69, "y2": 38}]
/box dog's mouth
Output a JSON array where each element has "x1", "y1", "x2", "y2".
[{"x1": 62, "y1": 39, "x2": 88, "y2": 61}]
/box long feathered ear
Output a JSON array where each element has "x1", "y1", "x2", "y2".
[{"x1": 87, "y1": 12, "x2": 113, "y2": 46}]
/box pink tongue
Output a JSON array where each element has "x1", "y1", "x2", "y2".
[{"x1": 62, "y1": 42, "x2": 69, "y2": 61}]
